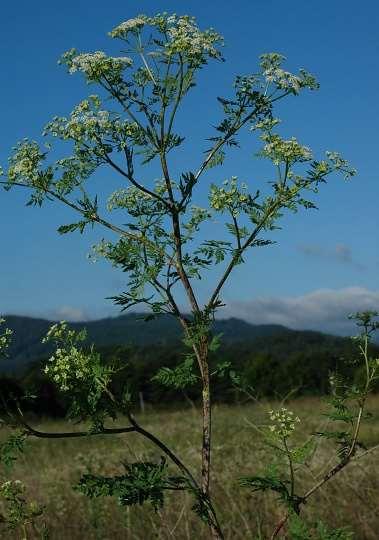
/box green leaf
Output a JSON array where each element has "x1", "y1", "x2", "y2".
[
  {"x1": 205, "y1": 150, "x2": 225, "y2": 169},
  {"x1": 152, "y1": 357, "x2": 198, "y2": 389},
  {"x1": 209, "y1": 333, "x2": 223, "y2": 352},
  {"x1": 75, "y1": 458, "x2": 180, "y2": 512},
  {"x1": 239, "y1": 474, "x2": 291, "y2": 503},
  {"x1": 0, "y1": 433, "x2": 27, "y2": 469},
  {"x1": 57, "y1": 221, "x2": 88, "y2": 235}
]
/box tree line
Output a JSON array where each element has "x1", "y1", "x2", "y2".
[{"x1": 2, "y1": 331, "x2": 377, "y2": 417}]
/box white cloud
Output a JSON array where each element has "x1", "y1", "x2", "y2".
[
  {"x1": 298, "y1": 243, "x2": 364, "y2": 269},
  {"x1": 10, "y1": 304, "x2": 120, "y2": 323},
  {"x1": 222, "y1": 287, "x2": 379, "y2": 335},
  {"x1": 48, "y1": 306, "x2": 91, "y2": 322}
]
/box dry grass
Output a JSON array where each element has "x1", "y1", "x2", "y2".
[{"x1": 1, "y1": 395, "x2": 379, "y2": 539}]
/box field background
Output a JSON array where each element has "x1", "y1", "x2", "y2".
[{"x1": 1, "y1": 396, "x2": 378, "y2": 539}]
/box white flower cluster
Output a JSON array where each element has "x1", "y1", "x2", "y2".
[
  {"x1": 88, "y1": 239, "x2": 113, "y2": 263},
  {"x1": 326, "y1": 151, "x2": 357, "y2": 179},
  {"x1": 260, "y1": 133, "x2": 312, "y2": 165},
  {"x1": 107, "y1": 181, "x2": 168, "y2": 216},
  {"x1": 109, "y1": 16, "x2": 146, "y2": 38},
  {"x1": 42, "y1": 321, "x2": 83, "y2": 345},
  {"x1": 252, "y1": 117, "x2": 281, "y2": 132},
  {"x1": 265, "y1": 69, "x2": 303, "y2": 94},
  {"x1": 268, "y1": 407, "x2": 300, "y2": 438},
  {"x1": 0, "y1": 479, "x2": 25, "y2": 498},
  {"x1": 260, "y1": 53, "x2": 318, "y2": 94},
  {"x1": 0, "y1": 479, "x2": 42, "y2": 524},
  {"x1": 43, "y1": 321, "x2": 93, "y2": 392},
  {"x1": 0, "y1": 318, "x2": 13, "y2": 355},
  {"x1": 165, "y1": 15, "x2": 222, "y2": 63},
  {"x1": 44, "y1": 345, "x2": 93, "y2": 392},
  {"x1": 110, "y1": 13, "x2": 223, "y2": 66},
  {"x1": 61, "y1": 48, "x2": 132, "y2": 82},
  {"x1": 7, "y1": 140, "x2": 45, "y2": 185},
  {"x1": 44, "y1": 96, "x2": 138, "y2": 145},
  {"x1": 209, "y1": 177, "x2": 249, "y2": 216}
]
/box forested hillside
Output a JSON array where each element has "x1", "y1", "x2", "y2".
[
  {"x1": 2, "y1": 314, "x2": 291, "y2": 373},
  {"x1": 1, "y1": 313, "x2": 377, "y2": 417}
]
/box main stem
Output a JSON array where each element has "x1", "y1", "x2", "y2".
[
  {"x1": 158, "y1": 86, "x2": 222, "y2": 535},
  {"x1": 200, "y1": 346, "x2": 211, "y2": 495},
  {"x1": 198, "y1": 341, "x2": 224, "y2": 540}
]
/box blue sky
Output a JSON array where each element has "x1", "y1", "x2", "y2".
[{"x1": 1, "y1": 0, "x2": 378, "y2": 335}]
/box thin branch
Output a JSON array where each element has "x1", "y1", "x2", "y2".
[
  {"x1": 158, "y1": 54, "x2": 173, "y2": 147},
  {"x1": 103, "y1": 152, "x2": 168, "y2": 207},
  {"x1": 0, "y1": 181, "x2": 173, "y2": 266},
  {"x1": 207, "y1": 201, "x2": 280, "y2": 311},
  {"x1": 270, "y1": 515, "x2": 288, "y2": 540},
  {"x1": 351, "y1": 443, "x2": 379, "y2": 462},
  {"x1": 1, "y1": 181, "x2": 129, "y2": 238},
  {"x1": 231, "y1": 214, "x2": 241, "y2": 250},
  {"x1": 127, "y1": 412, "x2": 198, "y2": 489},
  {"x1": 130, "y1": 415, "x2": 223, "y2": 536},
  {"x1": 139, "y1": 51, "x2": 157, "y2": 86},
  {"x1": 100, "y1": 77, "x2": 159, "y2": 149},
  {"x1": 207, "y1": 172, "x2": 318, "y2": 311},
  {"x1": 194, "y1": 107, "x2": 251, "y2": 183},
  {"x1": 17, "y1": 414, "x2": 136, "y2": 439},
  {"x1": 184, "y1": 90, "x2": 291, "y2": 209},
  {"x1": 101, "y1": 78, "x2": 153, "y2": 141},
  {"x1": 283, "y1": 437, "x2": 295, "y2": 498},
  {"x1": 166, "y1": 55, "x2": 185, "y2": 140},
  {"x1": 303, "y1": 406, "x2": 364, "y2": 502}
]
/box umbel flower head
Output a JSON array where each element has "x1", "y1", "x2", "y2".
[
  {"x1": 268, "y1": 407, "x2": 301, "y2": 438},
  {"x1": 0, "y1": 318, "x2": 13, "y2": 356},
  {"x1": 259, "y1": 133, "x2": 312, "y2": 166},
  {"x1": 109, "y1": 13, "x2": 223, "y2": 68},
  {"x1": 108, "y1": 16, "x2": 148, "y2": 37},
  {"x1": 59, "y1": 49, "x2": 133, "y2": 83},
  {"x1": 44, "y1": 95, "x2": 139, "y2": 146},
  {"x1": 6, "y1": 140, "x2": 47, "y2": 188},
  {"x1": 260, "y1": 53, "x2": 319, "y2": 94},
  {"x1": 0, "y1": 479, "x2": 43, "y2": 529},
  {"x1": 209, "y1": 177, "x2": 249, "y2": 216},
  {"x1": 42, "y1": 321, "x2": 106, "y2": 393}
]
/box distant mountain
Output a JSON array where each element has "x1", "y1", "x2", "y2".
[
  {"x1": 4, "y1": 313, "x2": 373, "y2": 378},
  {"x1": 2, "y1": 313, "x2": 292, "y2": 373}
]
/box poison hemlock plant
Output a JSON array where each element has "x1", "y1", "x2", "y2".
[
  {"x1": 0, "y1": 479, "x2": 47, "y2": 538},
  {"x1": 0, "y1": 319, "x2": 13, "y2": 356},
  {"x1": 0, "y1": 12, "x2": 368, "y2": 539},
  {"x1": 240, "y1": 311, "x2": 379, "y2": 537}
]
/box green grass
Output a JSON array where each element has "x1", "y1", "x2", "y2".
[{"x1": 1, "y1": 396, "x2": 379, "y2": 539}]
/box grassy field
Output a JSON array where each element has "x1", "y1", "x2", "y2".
[{"x1": 1, "y1": 396, "x2": 379, "y2": 539}]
